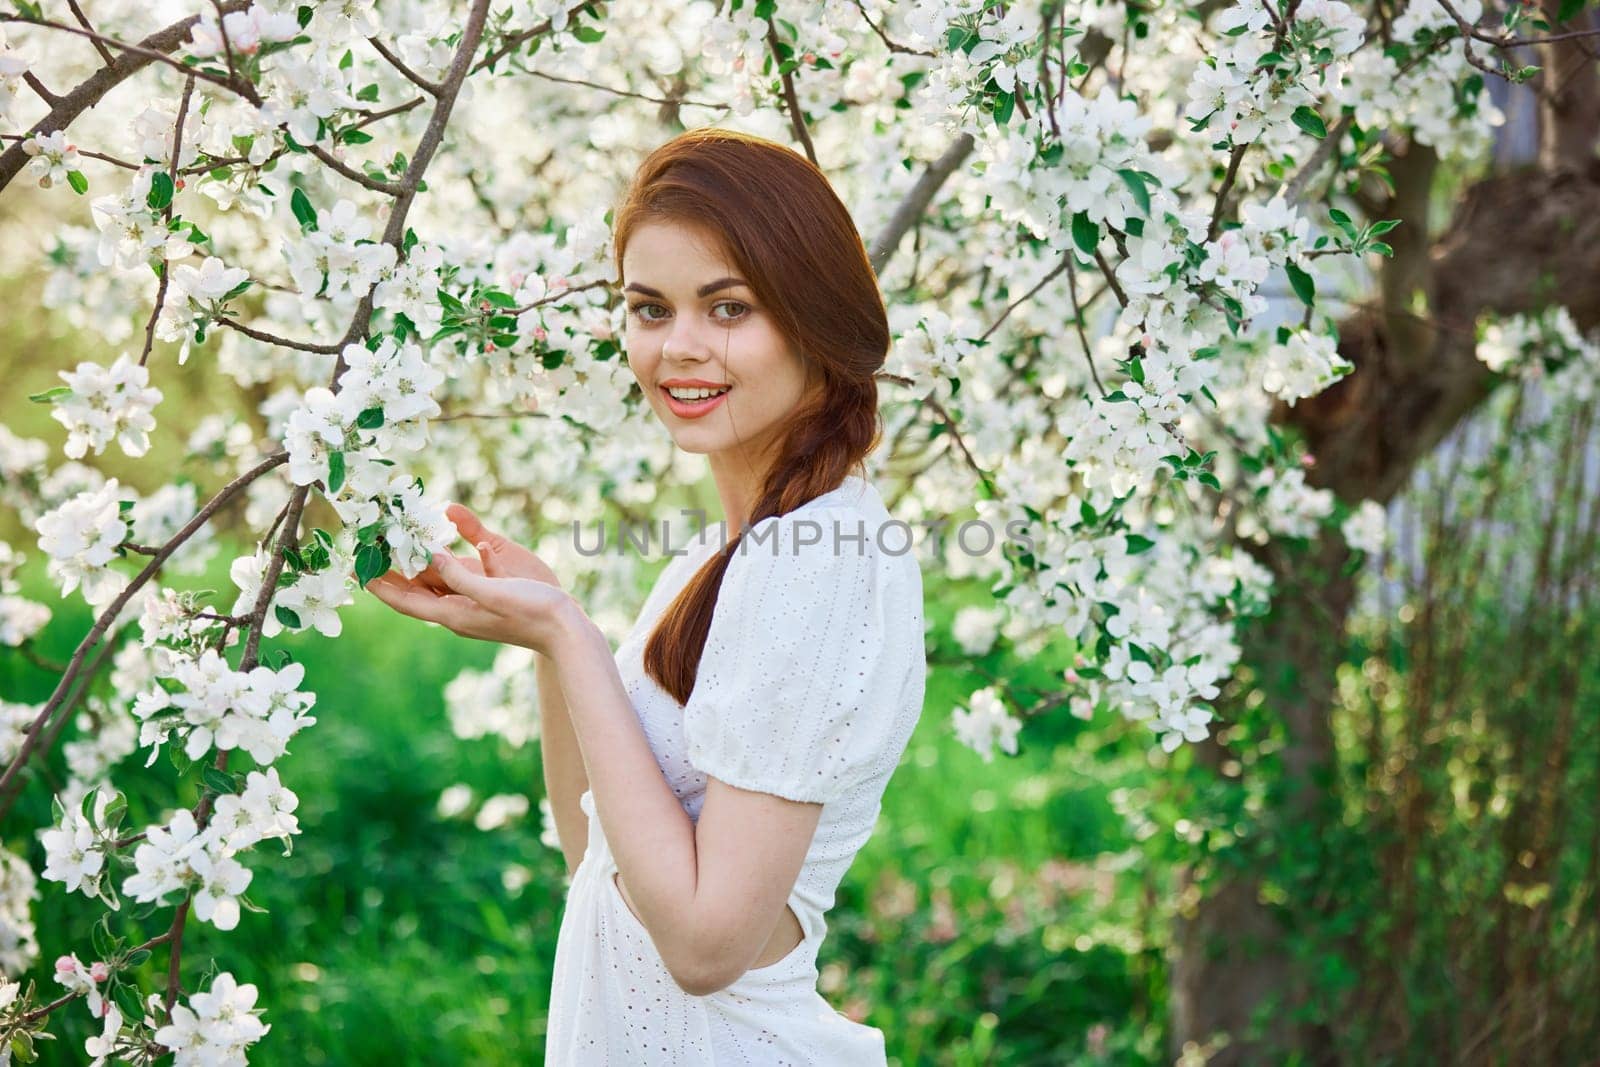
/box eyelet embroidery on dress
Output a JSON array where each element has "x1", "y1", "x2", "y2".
[{"x1": 546, "y1": 475, "x2": 922, "y2": 1062}]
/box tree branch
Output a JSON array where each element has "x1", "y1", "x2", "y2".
[{"x1": 867, "y1": 132, "x2": 976, "y2": 275}]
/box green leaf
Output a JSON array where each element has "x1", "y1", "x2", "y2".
[
  {"x1": 274, "y1": 604, "x2": 302, "y2": 630},
  {"x1": 1291, "y1": 105, "x2": 1327, "y2": 139},
  {"x1": 1367, "y1": 218, "x2": 1401, "y2": 236},
  {"x1": 572, "y1": 24, "x2": 605, "y2": 42},
  {"x1": 326, "y1": 450, "x2": 345, "y2": 494},
  {"x1": 291, "y1": 187, "x2": 317, "y2": 232},
  {"x1": 1126, "y1": 533, "x2": 1156, "y2": 554},
  {"x1": 356, "y1": 82, "x2": 381, "y2": 102},
  {"x1": 354, "y1": 543, "x2": 387, "y2": 588},
  {"x1": 356, "y1": 406, "x2": 384, "y2": 429},
  {"x1": 340, "y1": 128, "x2": 374, "y2": 145},
  {"x1": 1117, "y1": 169, "x2": 1150, "y2": 215},
  {"x1": 993, "y1": 90, "x2": 1015, "y2": 126},
  {"x1": 67, "y1": 170, "x2": 88, "y2": 195},
  {"x1": 29, "y1": 385, "x2": 72, "y2": 403},
  {"x1": 1071, "y1": 211, "x2": 1099, "y2": 256},
  {"x1": 147, "y1": 171, "x2": 175, "y2": 210},
  {"x1": 203, "y1": 766, "x2": 238, "y2": 796},
  {"x1": 1285, "y1": 261, "x2": 1316, "y2": 306}
]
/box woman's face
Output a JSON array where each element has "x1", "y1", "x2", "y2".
[{"x1": 620, "y1": 219, "x2": 815, "y2": 472}]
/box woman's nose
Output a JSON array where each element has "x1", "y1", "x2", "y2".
[{"x1": 661, "y1": 329, "x2": 714, "y2": 364}]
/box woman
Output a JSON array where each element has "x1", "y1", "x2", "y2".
[{"x1": 368, "y1": 127, "x2": 927, "y2": 1064}]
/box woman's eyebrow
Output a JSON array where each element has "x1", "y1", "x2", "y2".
[{"x1": 623, "y1": 277, "x2": 748, "y2": 298}]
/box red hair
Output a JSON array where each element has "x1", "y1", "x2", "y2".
[{"x1": 611, "y1": 127, "x2": 889, "y2": 705}]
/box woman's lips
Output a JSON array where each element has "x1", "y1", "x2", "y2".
[{"x1": 661, "y1": 386, "x2": 730, "y2": 419}]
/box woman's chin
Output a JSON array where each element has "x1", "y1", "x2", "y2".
[{"x1": 664, "y1": 430, "x2": 723, "y2": 455}]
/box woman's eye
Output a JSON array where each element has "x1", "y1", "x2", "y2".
[{"x1": 626, "y1": 301, "x2": 749, "y2": 323}]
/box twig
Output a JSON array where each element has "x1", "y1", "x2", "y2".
[
  {"x1": 1284, "y1": 113, "x2": 1354, "y2": 206},
  {"x1": 511, "y1": 277, "x2": 611, "y2": 313},
  {"x1": 1437, "y1": 0, "x2": 1600, "y2": 49},
  {"x1": 1066, "y1": 258, "x2": 1107, "y2": 397},
  {"x1": 21, "y1": 71, "x2": 59, "y2": 105},
  {"x1": 519, "y1": 67, "x2": 726, "y2": 109},
  {"x1": 0, "y1": 628, "x2": 124, "y2": 816},
  {"x1": 214, "y1": 316, "x2": 345, "y2": 354},
  {"x1": 0, "y1": 132, "x2": 142, "y2": 170},
  {"x1": 1092, "y1": 248, "x2": 1127, "y2": 307},
  {"x1": 304, "y1": 141, "x2": 404, "y2": 195},
  {"x1": 138, "y1": 75, "x2": 196, "y2": 368},
  {"x1": 210, "y1": 0, "x2": 239, "y2": 82},
  {"x1": 66, "y1": 0, "x2": 116, "y2": 64},
  {"x1": 848, "y1": 0, "x2": 936, "y2": 56},
  {"x1": 1208, "y1": 143, "x2": 1249, "y2": 241},
  {"x1": 766, "y1": 19, "x2": 818, "y2": 167},
  {"x1": 979, "y1": 251, "x2": 1070, "y2": 342},
  {"x1": 368, "y1": 36, "x2": 441, "y2": 95}
]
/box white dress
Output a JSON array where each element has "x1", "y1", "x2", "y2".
[{"x1": 544, "y1": 474, "x2": 927, "y2": 1065}]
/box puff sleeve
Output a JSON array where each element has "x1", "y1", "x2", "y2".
[{"x1": 681, "y1": 508, "x2": 909, "y2": 805}]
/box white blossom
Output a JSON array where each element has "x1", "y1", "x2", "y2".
[
  {"x1": 951, "y1": 687, "x2": 1022, "y2": 762},
  {"x1": 48, "y1": 355, "x2": 163, "y2": 460}
]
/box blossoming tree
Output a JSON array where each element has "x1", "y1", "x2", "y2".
[{"x1": 0, "y1": 0, "x2": 1595, "y2": 1060}]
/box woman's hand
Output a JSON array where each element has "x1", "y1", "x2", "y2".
[{"x1": 366, "y1": 503, "x2": 582, "y2": 655}]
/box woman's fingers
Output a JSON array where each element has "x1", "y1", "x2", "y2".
[
  {"x1": 427, "y1": 551, "x2": 499, "y2": 605},
  {"x1": 368, "y1": 571, "x2": 479, "y2": 631},
  {"x1": 473, "y1": 540, "x2": 498, "y2": 577},
  {"x1": 445, "y1": 503, "x2": 500, "y2": 551}
]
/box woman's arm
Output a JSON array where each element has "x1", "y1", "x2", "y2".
[
  {"x1": 536, "y1": 649, "x2": 588, "y2": 876},
  {"x1": 369, "y1": 543, "x2": 817, "y2": 994},
  {"x1": 549, "y1": 608, "x2": 821, "y2": 996}
]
